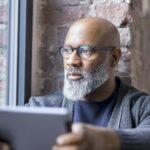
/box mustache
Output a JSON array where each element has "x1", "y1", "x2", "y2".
[
  {"x1": 64, "y1": 67, "x2": 94, "y2": 79},
  {"x1": 65, "y1": 67, "x2": 83, "y2": 75},
  {"x1": 65, "y1": 65, "x2": 101, "y2": 75}
]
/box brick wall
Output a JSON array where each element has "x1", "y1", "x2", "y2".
[
  {"x1": 0, "y1": 0, "x2": 8, "y2": 104},
  {"x1": 31, "y1": 0, "x2": 149, "y2": 96},
  {"x1": 131, "y1": 0, "x2": 150, "y2": 92}
]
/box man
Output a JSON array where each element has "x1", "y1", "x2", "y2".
[
  {"x1": 27, "y1": 17, "x2": 150, "y2": 150},
  {"x1": 1, "y1": 17, "x2": 150, "y2": 150}
]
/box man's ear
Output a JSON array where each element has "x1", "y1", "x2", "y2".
[{"x1": 110, "y1": 48, "x2": 121, "y2": 67}]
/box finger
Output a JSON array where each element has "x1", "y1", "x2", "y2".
[
  {"x1": 72, "y1": 123, "x2": 99, "y2": 150},
  {"x1": 52, "y1": 145, "x2": 80, "y2": 150},
  {"x1": 72, "y1": 123, "x2": 86, "y2": 136},
  {"x1": 56, "y1": 133, "x2": 83, "y2": 146},
  {"x1": 71, "y1": 123, "x2": 93, "y2": 150},
  {"x1": 0, "y1": 142, "x2": 10, "y2": 150}
]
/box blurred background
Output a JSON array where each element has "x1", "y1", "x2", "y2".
[{"x1": 0, "y1": 0, "x2": 150, "y2": 105}]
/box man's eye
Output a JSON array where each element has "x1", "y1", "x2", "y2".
[
  {"x1": 64, "y1": 48, "x2": 72, "y2": 54},
  {"x1": 84, "y1": 49, "x2": 91, "y2": 54},
  {"x1": 82, "y1": 48, "x2": 91, "y2": 55}
]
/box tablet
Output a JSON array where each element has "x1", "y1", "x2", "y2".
[{"x1": 0, "y1": 106, "x2": 71, "y2": 150}]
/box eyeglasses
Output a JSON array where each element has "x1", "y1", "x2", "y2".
[{"x1": 60, "y1": 45, "x2": 115, "y2": 60}]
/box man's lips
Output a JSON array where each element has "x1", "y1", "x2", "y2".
[{"x1": 67, "y1": 73, "x2": 82, "y2": 80}]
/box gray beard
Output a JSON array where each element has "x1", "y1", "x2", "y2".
[{"x1": 63, "y1": 60, "x2": 109, "y2": 101}]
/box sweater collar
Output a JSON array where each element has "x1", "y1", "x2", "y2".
[{"x1": 62, "y1": 76, "x2": 130, "y2": 128}]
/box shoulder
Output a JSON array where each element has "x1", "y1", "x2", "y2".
[
  {"x1": 25, "y1": 91, "x2": 64, "y2": 107},
  {"x1": 117, "y1": 77, "x2": 150, "y2": 104},
  {"x1": 119, "y1": 78, "x2": 150, "y2": 120},
  {"x1": 122, "y1": 82, "x2": 150, "y2": 106},
  {"x1": 127, "y1": 87, "x2": 150, "y2": 116}
]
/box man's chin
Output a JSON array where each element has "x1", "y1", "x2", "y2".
[
  {"x1": 63, "y1": 88, "x2": 85, "y2": 101},
  {"x1": 63, "y1": 86, "x2": 91, "y2": 101}
]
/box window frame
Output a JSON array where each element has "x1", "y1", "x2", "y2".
[
  {"x1": 7, "y1": 0, "x2": 33, "y2": 106},
  {"x1": 17, "y1": 0, "x2": 33, "y2": 105},
  {"x1": 7, "y1": 0, "x2": 19, "y2": 106}
]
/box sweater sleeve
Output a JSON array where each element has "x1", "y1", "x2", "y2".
[
  {"x1": 25, "y1": 92, "x2": 64, "y2": 107},
  {"x1": 25, "y1": 96, "x2": 43, "y2": 107},
  {"x1": 116, "y1": 128, "x2": 150, "y2": 150},
  {"x1": 116, "y1": 96, "x2": 150, "y2": 150}
]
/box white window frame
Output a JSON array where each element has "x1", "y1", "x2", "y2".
[{"x1": 7, "y1": 0, "x2": 19, "y2": 106}]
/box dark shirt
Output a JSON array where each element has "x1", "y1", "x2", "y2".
[{"x1": 73, "y1": 83, "x2": 119, "y2": 127}]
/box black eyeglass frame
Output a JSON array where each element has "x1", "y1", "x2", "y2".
[{"x1": 60, "y1": 45, "x2": 116, "y2": 60}]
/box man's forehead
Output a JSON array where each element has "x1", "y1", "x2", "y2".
[
  {"x1": 65, "y1": 24, "x2": 110, "y2": 47},
  {"x1": 65, "y1": 18, "x2": 120, "y2": 48},
  {"x1": 65, "y1": 28, "x2": 95, "y2": 45},
  {"x1": 67, "y1": 20, "x2": 106, "y2": 36}
]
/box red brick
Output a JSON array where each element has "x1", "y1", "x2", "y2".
[
  {"x1": 92, "y1": 0, "x2": 131, "y2": 3},
  {"x1": 47, "y1": 5, "x2": 89, "y2": 25},
  {"x1": 53, "y1": 0, "x2": 80, "y2": 6},
  {"x1": 95, "y1": 3, "x2": 132, "y2": 27},
  {"x1": 117, "y1": 50, "x2": 131, "y2": 74},
  {"x1": 0, "y1": 4, "x2": 8, "y2": 23},
  {"x1": 58, "y1": 26, "x2": 69, "y2": 46},
  {"x1": 118, "y1": 27, "x2": 131, "y2": 47}
]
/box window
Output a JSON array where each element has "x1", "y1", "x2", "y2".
[{"x1": 0, "y1": 0, "x2": 33, "y2": 106}]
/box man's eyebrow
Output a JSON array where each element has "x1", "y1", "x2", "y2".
[
  {"x1": 63, "y1": 45, "x2": 78, "y2": 49},
  {"x1": 62, "y1": 44, "x2": 71, "y2": 47}
]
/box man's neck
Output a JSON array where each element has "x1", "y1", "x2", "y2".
[{"x1": 84, "y1": 77, "x2": 116, "y2": 102}]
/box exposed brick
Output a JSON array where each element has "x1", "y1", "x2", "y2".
[
  {"x1": 92, "y1": 0, "x2": 131, "y2": 3},
  {"x1": 0, "y1": 25, "x2": 8, "y2": 47},
  {"x1": 121, "y1": 51, "x2": 131, "y2": 62},
  {"x1": 0, "y1": 0, "x2": 8, "y2": 6},
  {"x1": 117, "y1": 51, "x2": 131, "y2": 73},
  {"x1": 47, "y1": 26, "x2": 59, "y2": 46},
  {"x1": 53, "y1": 0, "x2": 80, "y2": 6},
  {"x1": 117, "y1": 59, "x2": 129, "y2": 74},
  {"x1": 0, "y1": 4, "x2": 8, "y2": 23},
  {"x1": 58, "y1": 26, "x2": 69, "y2": 46},
  {"x1": 79, "y1": 0, "x2": 92, "y2": 5},
  {"x1": 142, "y1": 0, "x2": 150, "y2": 16},
  {"x1": 121, "y1": 47, "x2": 130, "y2": 52},
  {"x1": 0, "y1": 53, "x2": 7, "y2": 81},
  {"x1": 0, "y1": 1, "x2": 8, "y2": 104},
  {"x1": 56, "y1": 72, "x2": 64, "y2": 90},
  {"x1": 118, "y1": 27, "x2": 131, "y2": 47},
  {"x1": 48, "y1": 5, "x2": 89, "y2": 25},
  {"x1": 51, "y1": 0, "x2": 92, "y2": 7},
  {"x1": 39, "y1": 77, "x2": 57, "y2": 94},
  {"x1": 95, "y1": 3, "x2": 132, "y2": 27}
]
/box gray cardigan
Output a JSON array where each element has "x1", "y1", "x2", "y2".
[{"x1": 26, "y1": 78, "x2": 150, "y2": 150}]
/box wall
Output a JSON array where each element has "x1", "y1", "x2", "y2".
[
  {"x1": 131, "y1": 0, "x2": 150, "y2": 92},
  {"x1": 31, "y1": 0, "x2": 148, "y2": 96},
  {"x1": 0, "y1": 0, "x2": 8, "y2": 104}
]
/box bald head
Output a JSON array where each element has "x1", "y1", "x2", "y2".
[{"x1": 65, "y1": 17, "x2": 120, "y2": 48}]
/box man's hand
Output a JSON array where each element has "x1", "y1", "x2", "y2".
[
  {"x1": 0, "y1": 141, "x2": 10, "y2": 150},
  {"x1": 52, "y1": 123, "x2": 120, "y2": 150}
]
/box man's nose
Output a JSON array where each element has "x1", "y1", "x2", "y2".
[{"x1": 66, "y1": 50, "x2": 82, "y2": 67}]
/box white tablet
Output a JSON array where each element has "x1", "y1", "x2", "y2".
[{"x1": 0, "y1": 106, "x2": 71, "y2": 150}]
